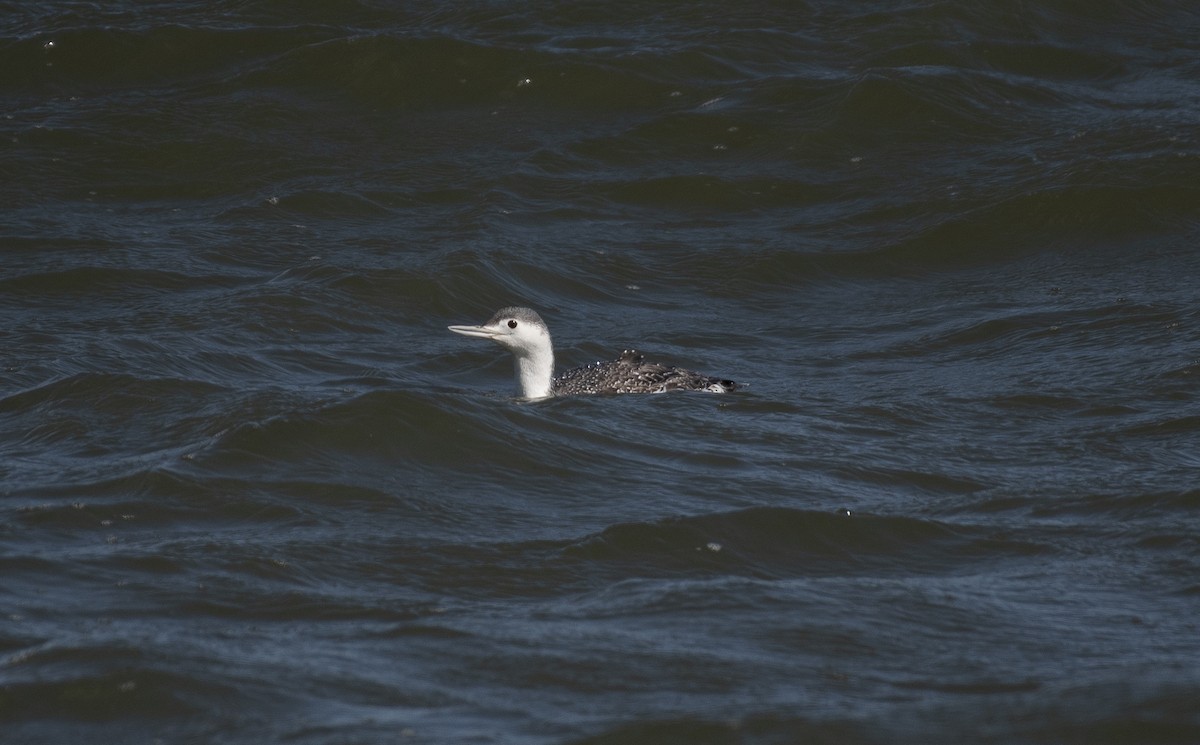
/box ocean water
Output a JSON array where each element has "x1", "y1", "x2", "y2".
[{"x1": 3, "y1": 1, "x2": 1200, "y2": 743}]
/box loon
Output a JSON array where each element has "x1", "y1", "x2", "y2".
[{"x1": 448, "y1": 306, "x2": 737, "y2": 400}]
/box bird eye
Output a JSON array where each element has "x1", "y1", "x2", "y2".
[{"x1": 507, "y1": 320, "x2": 518, "y2": 329}]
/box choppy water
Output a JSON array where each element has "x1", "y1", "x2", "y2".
[{"x1": 3, "y1": 2, "x2": 1200, "y2": 743}]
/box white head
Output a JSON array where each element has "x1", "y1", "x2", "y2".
[{"x1": 448, "y1": 307, "x2": 556, "y2": 399}]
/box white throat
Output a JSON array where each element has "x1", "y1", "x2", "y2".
[{"x1": 513, "y1": 341, "x2": 555, "y2": 399}]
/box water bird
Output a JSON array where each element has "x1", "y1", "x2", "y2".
[{"x1": 448, "y1": 306, "x2": 737, "y2": 400}]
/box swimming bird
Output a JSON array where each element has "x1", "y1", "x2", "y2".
[{"x1": 448, "y1": 306, "x2": 737, "y2": 400}]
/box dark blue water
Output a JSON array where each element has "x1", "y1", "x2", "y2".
[{"x1": 3, "y1": 2, "x2": 1200, "y2": 743}]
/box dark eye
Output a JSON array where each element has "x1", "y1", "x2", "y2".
[{"x1": 507, "y1": 320, "x2": 518, "y2": 329}]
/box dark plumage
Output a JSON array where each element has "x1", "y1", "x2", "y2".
[{"x1": 552, "y1": 350, "x2": 737, "y2": 395}]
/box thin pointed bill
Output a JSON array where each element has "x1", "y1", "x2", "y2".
[{"x1": 448, "y1": 324, "x2": 500, "y2": 339}]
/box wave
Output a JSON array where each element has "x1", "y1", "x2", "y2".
[
  {"x1": 323, "y1": 506, "x2": 1054, "y2": 605},
  {"x1": 0, "y1": 667, "x2": 209, "y2": 722},
  {"x1": 563, "y1": 505, "x2": 1046, "y2": 580}
]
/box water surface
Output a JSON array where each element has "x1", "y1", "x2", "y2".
[{"x1": 3, "y1": 2, "x2": 1200, "y2": 743}]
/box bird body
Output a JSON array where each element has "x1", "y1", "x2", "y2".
[{"x1": 448, "y1": 307, "x2": 737, "y2": 400}]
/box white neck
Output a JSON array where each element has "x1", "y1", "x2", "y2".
[{"x1": 513, "y1": 343, "x2": 555, "y2": 399}]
